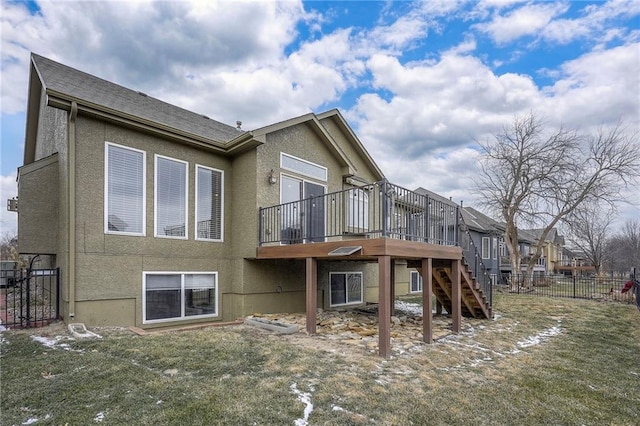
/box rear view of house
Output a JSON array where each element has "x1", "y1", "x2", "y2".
[{"x1": 18, "y1": 54, "x2": 492, "y2": 357}]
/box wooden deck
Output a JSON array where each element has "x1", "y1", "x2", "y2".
[
  {"x1": 255, "y1": 237, "x2": 492, "y2": 358},
  {"x1": 256, "y1": 237, "x2": 462, "y2": 261}
]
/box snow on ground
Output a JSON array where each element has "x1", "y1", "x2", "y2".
[
  {"x1": 290, "y1": 383, "x2": 314, "y2": 426},
  {"x1": 21, "y1": 414, "x2": 51, "y2": 424},
  {"x1": 516, "y1": 323, "x2": 563, "y2": 349},
  {"x1": 394, "y1": 300, "x2": 423, "y2": 316},
  {"x1": 30, "y1": 335, "x2": 74, "y2": 350}
]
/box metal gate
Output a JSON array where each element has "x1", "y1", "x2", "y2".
[{"x1": 0, "y1": 267, "x2": 60, "y2": 328}]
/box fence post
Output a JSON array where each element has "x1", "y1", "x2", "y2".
[
  {"x1": 25, "y1": 270, "x2": 31, "y2": 328},
  {"x1": 573, "y1": 275, "x2": 576, "y2": 299}
]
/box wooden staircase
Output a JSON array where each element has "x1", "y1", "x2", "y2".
[{"x1": 431, "y1": 258, "x2": 492, "y2": 319}]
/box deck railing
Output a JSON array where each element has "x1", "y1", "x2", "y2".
[{"x1": 258, "y1": 180, "x2": 459, "y2": 246}]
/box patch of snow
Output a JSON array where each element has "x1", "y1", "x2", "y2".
[
  {"x1": 332, "y1": 405, "x2": 345, "y2": 412},
  {"x1": 394, "y1": 300, "x2": 423, "y2": 316},
  {"x1": 30, "y1": 335, "x2": 83, "y2": 352},
  {"x1": 31, "y1": 335, "x2": 65, "y2": 349},
  {"x1": 94, "y1": 412, "x2": 105, "y2": 422},
  {"x1": 22, "y1": 414, "x2": 50, "y2": 425},
  {"x1": 290, "y1": 383, "x2": 314, "y2": 426},
  {"x1": 516, "y1": 325, "x2": 562, "y2": 349}
]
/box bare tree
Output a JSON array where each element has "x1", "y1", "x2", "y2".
[
  {"x1": 564, "y1": 202, "x2": 615, "y2": 276},
  {"x1": 477, "y1": 113, "x2": 639, "y2": 288},
  {"x1": 0, "y1": 232, "x2": 19, "y2": 261},
  {"x1": 605, "y1": 219, "x2": 640, "y2": 275}
]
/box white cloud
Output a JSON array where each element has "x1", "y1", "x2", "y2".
[
  {"x1": 0, "y1": 0, "x2": 311, "y2": 127},
  {"x1": 541, "y1": 43, "x2": 640, "y2": 130},
  {"x1": 474, "y1": 2, "x2": 569, "y2": 44},
  {"x1": 353, "y1": 52, "x2": 539, "y2": 160}
]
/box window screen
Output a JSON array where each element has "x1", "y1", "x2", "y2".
[
  {"x1": 196, "y1": 166, "x2": 223, "y2": 240},
  {"x1": 155, "y1": 156, "x2": 188, "y2": 238},
  {"x1": 105, "y1": 143, "x2": 145, "y2": 235}
]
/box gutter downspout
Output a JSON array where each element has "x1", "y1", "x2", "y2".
[{"x1": 68, "y1": 101, "x2": 77, "y2": 319}]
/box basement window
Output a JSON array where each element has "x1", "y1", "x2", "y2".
[
  {"x1": 410, "y1": 271, "x2": 423, "y2": 293},
  {"x1": 143, "y1": 272, "x2": 217, "y2": 323},
  {"x1": 330, "y1": 272, "x2": 363, "y2": 307}
]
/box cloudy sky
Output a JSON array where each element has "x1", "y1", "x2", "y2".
[{"x1": 1, "y1": 0, "x2": 639, "y2": 236}]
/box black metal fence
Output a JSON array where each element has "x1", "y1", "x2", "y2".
[
  {"x1": 0, "y1": 267, "x2": 60, "y2": 328},
  {"x1": 494, "y1": 274, "x2": 636, "y2": 304}
]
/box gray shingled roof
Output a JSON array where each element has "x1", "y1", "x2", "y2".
[
  {"x1": 461, "y1": 206, "x2": 504, "y2": 233},
  {"x1": 32, "y1": 54, "x2": 241, "y2": 143}
]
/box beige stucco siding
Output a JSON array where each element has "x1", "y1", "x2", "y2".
[
  {"x1": 318, "y1": 117, "x2": 381, "y2": 185},
  {"x1": 17, "y1": 154, "x2": 59, "y2": 254},
  {"x1": 66, "y1": 116, "x2": 236, "y2": 327}
]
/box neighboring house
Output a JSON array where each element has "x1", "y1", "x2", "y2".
[
  {"x1": 459, "y1": 206, "x2": 505, "y2": 285},
  {"x1": 17, "y1": 54, "x2": 491, "y2": 357},
  {"x1": 556, "y1": 247, "x2": 596, "y2": 276},
  {"x1": 529, "y1": 228, "x2": 564, "y2": 274}
]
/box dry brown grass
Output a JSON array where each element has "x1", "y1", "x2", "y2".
[{"x1": 1, "y1": 294, "x2": 638, "y2": 425}]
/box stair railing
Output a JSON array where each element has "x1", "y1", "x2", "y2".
[{"x1": 458, "y1": 214, "x2": 493, "y2": 308}]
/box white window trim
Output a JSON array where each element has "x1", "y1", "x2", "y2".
[
  {"x1": 104, "y1": 142, "x2": 146, "y2": 236},
  {"x1": 329, "y1": 271, "x2": 363, "y2": 307},
  {"x1": 492, "y1": 237, "x2": 498, "y2": 260},
  {"x1": 154, "y1": 154, "x2": 189, "y2": 240},
  {"x1": 142, "y1": 271, "x2": 218, "y2": 324},
  {"x1": 195, "y1": 164, "x2": 224, "y2": 242},
  {"x1": 280, "y1": 152, "x2": 328, "y2": 182},
  {"x1": 410, "y1": 271, "x2": 423, "y2": 293},
  {"x1": 279, "y1": 173, "x2": 328, "y2": 202},
  {"x1": 481, "y1": 237, "x2": 490, "y2": 259}
]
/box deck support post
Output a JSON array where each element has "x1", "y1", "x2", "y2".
[
  {"x1": 451, "y1": 259, "x2": 461, "y2": 333},
  {"x1": 305, "y1": 257, "x2": 317, "y2": 335},
  {"x1": 422, "y1": 258, "x2": 433, "y2": 344},
  {"x1": 390, "y1": 260, "x2": 396, "y2": 316},
  {"x1": 378, "y1": 255, "x2": 391, "y2": 358}
]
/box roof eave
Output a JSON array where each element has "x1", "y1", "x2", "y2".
[{"x1": 46, "y1": 92, "x2": 234, "y2": 155}]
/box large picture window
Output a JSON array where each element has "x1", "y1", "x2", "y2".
[
  {"x1": 410, "y1": 271, "x2": 423, "y2": 293},
  {"x1": 330, "y1": 272, "x2": 363, "y2": 307},
  {"x1": 195, "y1": 165, "x2": 224, "y2": 241},
  {"x1": 143, "y1": 272, "x2": 217, "y2": 323},
  {"x1": 155, "y1": 155, "x2": 188, "y2": 238},
  {"x1": 105, "y1": 142, "x2": 146, "y2": 235}
]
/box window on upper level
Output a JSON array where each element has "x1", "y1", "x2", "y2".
[
  {"x1": 481, "y1": 237, "x2": 490, "y2": 259},
  {"x1": 195, "y1": 165, "x2": 224, "y2": 241},
  {"x1": 155, "y1": 155, "x2": 188, "y2": 239},
  {"x1": 105, "y1": 142, "x2": 146, "y2": 236},
  {"x1": 281, "y1": 152, "x2": 327, "y2": 181},
  {"x1": 347, "y1": 188, "x2": 369, "y2": 229}
]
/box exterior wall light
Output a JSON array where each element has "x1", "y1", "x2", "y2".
[{"x1": 268, "y1": 169, "x2": 278, "y2": 185}]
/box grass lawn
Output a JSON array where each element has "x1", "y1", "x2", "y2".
[{"x1": 1, "y1": 294, "x2": 639, "y2": 425}]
